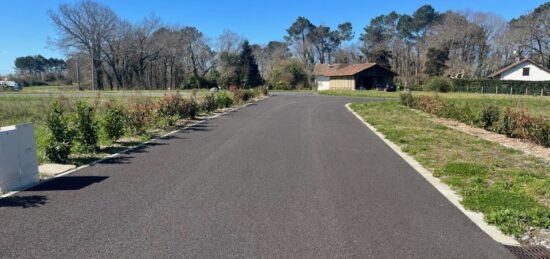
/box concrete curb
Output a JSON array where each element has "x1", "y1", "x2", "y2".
[
  {"x1": 0, "y1": 97, "x2": 268, "y2": 200},
  {"x1": 345, "y1": 103, "x2": 519, "y2": 246}
]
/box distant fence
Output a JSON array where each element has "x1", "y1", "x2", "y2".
[{"x1": 451, "y1": 79, "x2": 550, "y2": 96}]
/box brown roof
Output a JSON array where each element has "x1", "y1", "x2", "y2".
[
  {"x1": 488, "y1": 59, "x2": 550, "y2": 78},
  {"x1": 314, "y1": 63, "x2": 395, "y2": 77}
]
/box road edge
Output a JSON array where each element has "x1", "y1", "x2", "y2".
[
  {"x1": 345, "y1": 103, "x2": 519, "y2": 246},
  {"x1": 0, "y1": 97, "x2": 269, "y2": 200}
]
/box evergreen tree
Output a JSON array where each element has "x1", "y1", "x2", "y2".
[
  {"x1": 239, "y1": 40, "x2": 263, "y2": 88},
  {"x1": 424, "y1": 47, "x2": 449, "y2": 76}
]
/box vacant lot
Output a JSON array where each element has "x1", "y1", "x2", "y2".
[
  {"x1": 351, "y1": 101, "x2": 550, "y2": 242},
  {"x1": 321, "y1": 90, "x2": 550, "y2": 117}
]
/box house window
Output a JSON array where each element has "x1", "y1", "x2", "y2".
[{"x1": 523, "y1": 67, "x2": 530, "y2": 76}]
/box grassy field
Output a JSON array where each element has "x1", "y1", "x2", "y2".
[
  {"x1": 350, "y1": 101, "x2": 549, "y2": 239},
  {"x1": 321, "y1": 90, "x2": 550, "y2": 117}
]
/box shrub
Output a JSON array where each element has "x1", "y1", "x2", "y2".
[
  {"x1": 416, "y1": 95, "x2": 445, "y2": 114},
  {"x1": 73, "y1": 101, "x2": 99, "y2": 153},
  {"x1": 201, "y1": 93, "x2": 218, "y2": 113},
  {"x1": 158, "y1": 93, "x2": 183, "y2": 118},
  {"x1": 480, "y1": 105, "x2": 501, "y2": 130},
  {"x1": 495, "y1": 108, "x2": 550, "y2": 147},
  {"x1": 399, "y1": 92, "x2": 415, "y2": 107},
  {"x1": 233, "y1": 89, "x2": 254, "y2": 104},
  {"x1": 44, "y1": 100, "x2": 73, "y2": 163},
  {"x1": 125, "y1": 98, "x2": 154, "y2": 135},
  {"x1": 424, "y1": 77, "x2": 451, "y2": 92},
  {"x1": 178, "y1": 98, "x2": 198, "y2": 119},
  {"x1": 215, "y1": 91, "x2": 234, "y2": 109},
  {"x1": 101, "y1": 104, "x2": 125, "y2": 142},
  {"x1": 407, "y1": 84, "x2": 423, "y2": 91}
]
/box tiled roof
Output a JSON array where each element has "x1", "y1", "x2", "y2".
[{"x1": 313, "y1": 63, "x2": 394, "y2": 77}]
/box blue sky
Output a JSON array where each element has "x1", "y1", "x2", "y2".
[{"x1": 0, "y1": 0, "x2": 547, "y2": 74}]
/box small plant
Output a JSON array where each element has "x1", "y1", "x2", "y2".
[
  {"x1": 101, "y1": 104, "x2": 125, "y2": 142},
  {"x1": 424, "y1": 77, "x2": 451, "y2": 93},
  {"x1": 215, "y1": 91, "x2": 234, "y2": 109},
  {"x1": 125, "y1": 98, "x2": 153, "y2": 135},
  {"x1": 178, "y1": 98, "x2": 198, "y2": 119},
  {"x1": 480, "y1": 105, "x2": 501, "y2": 130},
  {"x1": 399, "y1": 92, "x2": 415, "y2": 107},
  {"x1": 158, "y1": 93, "x2": 183, "y2": 118},
  {"x1": 73, "y1": 101, "x2": 99, "y2": 153},
  {"x1": 44, "y1": 100, "x2": 73, "y2": 163},
  {"x1": 201, "y1": 93, "x2": 218, "y2": 113},
  {"x1": 232, "y1": 89, "x2": 254, "y2": 104}
]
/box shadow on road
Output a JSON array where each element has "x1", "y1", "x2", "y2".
[
  {"x1": 0, "y1": 195, "x2": 48, "y2": 208},
  {"x1": 185, "y1": 123, "x2": 212, "y2": 132},
  {"x1": 28, "y1": 176, "x2": 108, "y2": 191}
]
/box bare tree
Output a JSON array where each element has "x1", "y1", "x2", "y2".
[{"x1": 49, "y1": 0, "x2": 120, "y2": 90}]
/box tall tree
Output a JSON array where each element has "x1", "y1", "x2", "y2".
[
  {"x1": 285, "y1": 17, "x2": 315, "y2": 69},
  {"x1": 49, "y1": 0, "x2": 120, "y2": 90},
  {"x1": 424, "y1": 47, "x2": 449, "y2": 76},
  {"x1": 239, "y1": 40, "x2": 263, "y2": 88}
]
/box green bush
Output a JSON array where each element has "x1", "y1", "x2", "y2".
[
  {"x1": 399, "y1": 92, "x2": 415, "y2": 107},
  {"x1": 232, "y1": 89, "x2": 254, "y2": 104},
  {"x1": 480, "y1": 105, "x2": 501, "y2": 130},
  {"x1": 407, "y1": 84, "x2": 423, "y2": 91},
  {"x1": 201, "y1": 93, "x2": 218, "y2": 113},
  {"x1": 178, "y1": 98, "x2": 198, "y2": 119},
  {"x1": 158, "y1": 93, "x2": 183, "y2": 118},
  {"x1": 424, "y1": 77, "x2": 451, "y2": 92},
  {"x1": 451, "y1": 79, "x2": 550, "y2": 96},
  {"x1": 215, "y1": 91, "x2": 234, "y2": 108},
  {"x1": 124, "y1": 98, "x2": 154, "y2": 135},
  {"x1": 44, "y1": 100, "x2": 73, "y2": 163},
  {"x1": 495, "y1": 108, "x2": 550, "y2": 147},
  {"x1": 73, "y1": 101, "x2": 99, "y2": 153},
  {"x1": 101, "y1": 104, "x2": 125, "y2": 142}
]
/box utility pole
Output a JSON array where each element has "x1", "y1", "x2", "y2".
[
  {"x1": 91, "y1": 44, "x2": 95, "y2": 91},
  {"x1": 76, "y1": 54, "x2": 80, "y2": 89}
]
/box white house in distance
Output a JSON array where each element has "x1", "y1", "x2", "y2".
[{"x1": 488, "y1": 59, "x2": 550, "y2": 81}]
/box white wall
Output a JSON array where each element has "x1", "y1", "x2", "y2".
[
  {"x1": 500, "y1": 62, "x2": 550, "y2": 81},
  {"x1": 316, "y1": 76, "x2": 330, "y2": 91},
  {"x1": 0, "y1": 124, "x2": 39, "y2": 192}
]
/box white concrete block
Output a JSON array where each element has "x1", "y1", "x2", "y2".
[{"x1": 0, "y1": 123, "x2": 39, "y2": 192}]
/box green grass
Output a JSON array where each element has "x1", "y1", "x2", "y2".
[
  {"x1": 323, "y1": 90, "x2": 550, "y2": 117},
  {"x1": 350, "y1": 101, "x2": 550, "y2": 237}
]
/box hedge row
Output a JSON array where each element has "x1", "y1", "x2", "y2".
[
  {"x1": 400, "y1": 93, "x2": 550, "y2": 147},
  {"x1": 44, "y1": 89, "x2": 265, "y2": 162},
  {"x1": 451, "y1": 79, "x2": 550, "y2": 96}
]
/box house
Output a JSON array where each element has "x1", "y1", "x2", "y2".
[
  {"x1": 488, "y1": 59, "x2": 550, "y2": 81},
  {"x1": 313, "y1": 63, "x2": 397, "y2": 91}
]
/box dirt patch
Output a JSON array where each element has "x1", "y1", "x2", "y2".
[{"x1": 432, "y1": 117, "x2": 550, "y2": 163}]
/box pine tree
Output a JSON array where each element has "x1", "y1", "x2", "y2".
[
  {"x1": 424, "y1": 47, "x2": 449, "y2": 76},
  {"x1": 239, "y1": 40, "x2": 263, "y2": 88}
]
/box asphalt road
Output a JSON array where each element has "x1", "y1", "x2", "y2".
[{"x1": 0, "y1": 92, "x2": 514, "y2": 258}]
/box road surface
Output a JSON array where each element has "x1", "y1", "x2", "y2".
[{"x1": 0, "y1": 93, "x2": 514, "y2": 258}]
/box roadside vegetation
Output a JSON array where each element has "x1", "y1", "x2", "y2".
[
  {"x1": 400, "y1": 93, "x2": 550, "y2": 147},
  {"x1": 321, "y1": 90, "x2": 550, "y2": 117},
  {"x1": 1, "y1": 89, "x2": 267, "y2": 166},
  {"x1": 350, "y1": 101, "x2": 550, "y2": 239}
]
